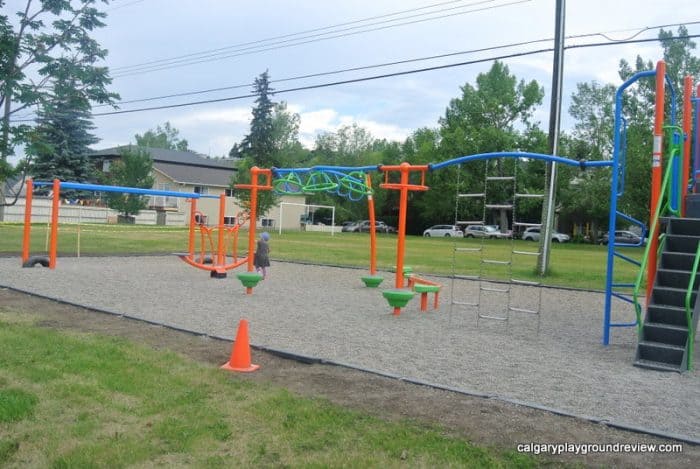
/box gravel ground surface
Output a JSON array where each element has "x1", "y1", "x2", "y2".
[{"x1": 1, "y1": 255, "x2": 698, "y2": 442}]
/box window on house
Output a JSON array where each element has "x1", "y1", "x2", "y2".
[
  {"x1": 224, "y1": 216, "x2": 236, "y2": 225},
  {"x1": 193, "y1": 186, "x2": 208, "y2": 195},
  {"x1": 225, "y1": 188, "x2": 234, "y2": 197},
  {"x1": 102, "y1": 160, "x2": 111, "y2": 172}
]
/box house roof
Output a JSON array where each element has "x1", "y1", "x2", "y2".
[
  {"x1": 90, "y1": 146, "x2": 236, "y2": 187},
  {"x1": 153, "y1": 162, "x2": 233, "y2": 187},
  {"x1": 90, "y1": 146, "x2": 237, "y2": 170}
]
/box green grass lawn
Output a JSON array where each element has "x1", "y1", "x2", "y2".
[
  {"x1": 0, "y1": 223, "x2": 643, "y2": 291},
  {"x1": 0, "y1": 314, "x2": 536, "y2": 467}
]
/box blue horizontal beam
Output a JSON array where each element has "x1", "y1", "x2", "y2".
[
  {"x1": 273, "y1": 165, "x2": 380, "y2": 175},
  {"x1": 32, "y1": 181, "x2": 217, "y2": 199},
  {"x1": 428, "y1": 152, "x2": 614, "y2": 171}
]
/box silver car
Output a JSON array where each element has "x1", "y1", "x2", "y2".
[
  {"x1": 464, "y1": 224, "x2": 501, "y2": 238},
  {"x1": 521, "y1": 226, "x2": 570, "y2": 243},
  {"x1": 423, "y1": 225, "x2": 464, "y2": 237}
]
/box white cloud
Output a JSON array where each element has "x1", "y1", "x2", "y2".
[
  {"x1": 171, "y1": 107, "x2": 251, "y2": 127},
  {"x1": 294, "y1": 107, "x2": 411, "y2": 148}
]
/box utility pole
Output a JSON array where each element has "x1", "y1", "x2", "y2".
[{"x1": 537, "y1": 0, "x2": 566, "y2": 275}]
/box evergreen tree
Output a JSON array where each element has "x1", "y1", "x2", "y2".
[
  {"x1": 27, "y1": 70, "x2": 99, "y2": 191},
  {"x1": 239, "y1": 70, "x2": 276, "y2": 167},
  {"x1": 232, "y1": 73, "x2": 306, "y2": 217}
]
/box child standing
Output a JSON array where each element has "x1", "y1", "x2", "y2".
[{"x1": 254, "y1": 231, "x2": 271, "y2": 279}]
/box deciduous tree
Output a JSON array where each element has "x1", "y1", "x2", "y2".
[
  {"x1": 0, "y1": 0, "x2": 117, "y2": 219},
  {"x1": 135, "y1": 122, "x2": 189, "y2": 151},
  {"x1": 104, "y1": 147, "x2": 155, "y2": 220}
]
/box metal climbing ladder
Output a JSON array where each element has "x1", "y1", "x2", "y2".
[{"x1": 450, "y1": 158, "x2": 543, "y2": 331}]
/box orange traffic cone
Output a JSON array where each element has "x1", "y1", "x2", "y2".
[{"x1": 220, "y1": 319, "x2": 260, "y2": 372}]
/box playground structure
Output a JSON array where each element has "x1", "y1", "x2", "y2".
[
  {"x1": 21, "y1": 179, "x2": 250, "y2": 277},
  {"x1": 19, "y1": 60, "x2": 699, "y2": 371}
]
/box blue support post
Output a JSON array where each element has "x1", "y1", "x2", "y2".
[{"x1": 603, "y1": 69, "x2": 656, "y2": 346}]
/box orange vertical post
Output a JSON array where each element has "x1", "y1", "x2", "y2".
[
  {"x1": 22, "y1": 179, "x2": 34, "y2": 264},
  {"x1": 366, "y1": 174, "x2": 377, "y2": 275},
  {"x1": 682, "y1": 76, "x2": 693, "y2": 216},
  {"x1": 235, "y1": 167, "x2": 272, "y2": 295},
  {"x1": 48, "y1": 179, "x2": 61, "y2": 269},
  {"x1": 380, "y1": 163, "x2": 429, "y2": 315},
  {"x1": 246, "y1": 168, "x2": 260, "y2": 277},
  {"x1": 217, "y1": 193, "x2": 226, "y2": 266},
  {"x1": 647, "y1": 61, "x2": 666, "y2": 298},
  {"x1": 188, "y1": 198, "x2": 197, "y2": 258},
  {"x1": 394, "y1": 163, "x2": 410, "y2": 294}
]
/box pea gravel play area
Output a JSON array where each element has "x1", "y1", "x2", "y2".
[{"x1": 1, "y1": 255, "x2": 698, "y2": 445}]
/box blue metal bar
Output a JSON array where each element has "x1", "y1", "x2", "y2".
[
  {"x1": 272, "y1": 167, "x2": 313, "y2": 176},
  {"x1": 613, "y1": 251, "x2": 642, "y2": 266},
  {"x1": 604, "y1": 68, "x2": 657, "y2": 346},
  {"x1": 611, "y1": 292, "x2": 635, "y2": 305},
  {"x1": 32, "y1": 181, "x2": 211, "y2": 199},
  {"x1": 694, "y1": 97, "x2": 700, "y2": 192},
  {"x1": 615, "y1": 210, "x2": 647, "y2": 240},
  {"x1": 671, "y1": 130, "x2": 682, "y2": 213},
  {"x1": 618, "y1": 117, "x2": 628, "y2": 196},
  {"x1": 665, "y1": 73, "x2": 678, "y2": 126},
  {"x1": 611, "y1": 283, "x2": 635, "y2": 288},
  {"x1": 428, "y1": 151, "x2": 612, "y2": 171},
  {"x1": 312, "y1": 164, "x2": 380, "y2": 172}
]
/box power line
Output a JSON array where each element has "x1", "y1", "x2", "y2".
[
  {"x1": 93, "y1": 33, "x2": 700, "y2": 117},
  {"x1": 110, "y1": 0, "x2": 531, "y2": 78},
  {"x1": 110, "y1": 0, "x2": 493, "y2": 73},
  {"x1": 107, "y1": 0, "x2": 147, "y2": 12},
  {"x1": 11, "y1": 32, "x2": 700, "y2": 123},
  {"x1": 102, "y1": 20, "x2": 700, "y2": 107}
]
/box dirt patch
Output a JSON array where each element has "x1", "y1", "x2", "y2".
[{"x1": 1, "y1": 287, "x2": 698, "y2": 468}]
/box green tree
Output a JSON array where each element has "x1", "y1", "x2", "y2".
[
  {"x1": 557, "y1": 82, "x2": 617, "y2": 239},
  {"x1": 233, "y1": 71, "x2": 285, "y2": 217},
  {"x1": 239, "y1": 70, "x2": 275, "y2": 167},
  {"x1": 313, "y1": 123, "x2": 375, "y2": 167},
  {"x1": 269, "y1": 102, "x2": 308, "y2": 168},
  {"x1": 26, "y1": 65, "x2": 99, "y2": 190},
  {"x1": 616, "y1": 26, "x2": 700, "y2": 224},
  {"x1": 135, "y1": 122, "x2": 189, "y2": 151},
  {"x1": 413, "y1": 61, "x2": 545, "y2": 233},
  {"x1": 307, "y1": 124, "x2": 382, "y2": 224},
  {"x1": 104, "y1": 147, "x2": 155, "y2": 220},
  {"x1": 0, "y1": 0, "x2": 117, "y2": 217}
]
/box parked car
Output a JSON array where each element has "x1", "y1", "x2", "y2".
[
  {"x1": 464, "y1": 224, "x2": 501, "y2": 238},
  {"x1": 521, "y1": 226, "x2": 570, "y2": 243},
  {"x1": 423, "y1": 225, "x2": 464, "y2": 238},
  {"x1": 341, "y1": 221, "x2": 359, "y2": 232},
  {"x1": 356, "y1": 220, "x2": 396, "y2": 233},
  {"x1": 599, "y1": 230, "x2": 645, "y2": 246}
]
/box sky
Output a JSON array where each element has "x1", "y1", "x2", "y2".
[{"x1": 6, "y1": 0, "x2": 700, "y2": 163}]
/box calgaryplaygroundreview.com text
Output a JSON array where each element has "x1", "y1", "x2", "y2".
[{"x1": 516, "y1": 442, "x2": 683, "y2": 456}]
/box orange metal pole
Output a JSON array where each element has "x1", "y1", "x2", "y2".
[
  {"x1": 188, "y1": 198, "x2": 197, "y2": 258},
  {"x1": 395, "y1": 164, "x2": 410, "y2": 289},
  {"x1": 245, "y1": 167, "x2": 261, "y2": 295},
  {"x1": 647, "y1": 60, "x2": 665, "y2": 298},
  {"x1": 22, "y1": 179, "x2": 34, "y2": 264},
  {"x1": 682, "y1": 76, "x2": 693, "y2": 216},
  {"x1": 217, "y1": 193, "x2": 226, "y2": 266},
  {"x1": 49, "y1": 179, "x2": 60, "y2": 269},
  {"x1": 366, "y1": 174, "x2": 377, "y2": 275},
  {"x1": 247, "y1": 168, "x2": 260, "y2": 274}
]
